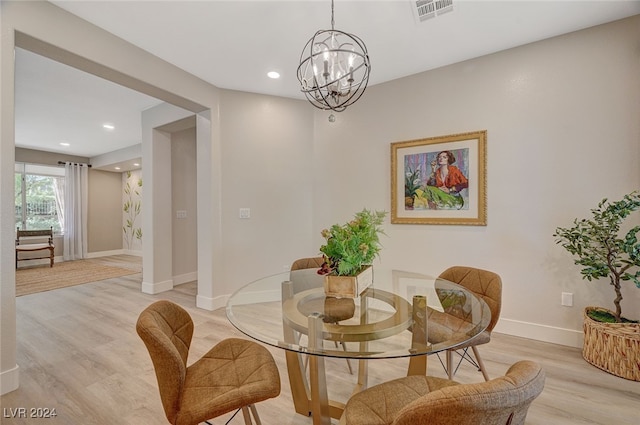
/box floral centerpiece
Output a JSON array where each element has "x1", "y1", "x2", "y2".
[
  {"x1": 320, "y1": 209, "x2": 387, "y2": 276},
  {"x1": 319, "y1": 209, "x2": 387, "y2": 276},
  {"x1": 318, "y1": 209, "x2": 387, "y2": 297}
]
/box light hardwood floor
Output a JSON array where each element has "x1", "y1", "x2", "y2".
[{"x1": 1, "y1": 255, "x2": 638, "y2": 424}]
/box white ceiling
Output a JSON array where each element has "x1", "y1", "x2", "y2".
[
  {"x1": 14, "y1": 1, "x2": 640, "y2": 163},
  {"x1": 15, "y1": 48, "x2": 161, "y2": 159}
]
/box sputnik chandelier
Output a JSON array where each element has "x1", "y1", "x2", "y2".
[{"x1": 297, "y1": 0, "x2": 371, "y2": 112}]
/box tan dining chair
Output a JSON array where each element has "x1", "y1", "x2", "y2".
[
  {"x1": 289, "y1": 256, "x2": 354, "y2": 374},
  {"x1": 434, "y1": 266, "x2": 502, "y2": 381},
  {"x1": 341, "y1": 360, "x2": 545, "y2": 425},
  {"x1": 291, "y1": 256, "x2": 325, "y2": 271},
  {"x1": 136, "y1": 300, "x2": 281, "y2": 425}
]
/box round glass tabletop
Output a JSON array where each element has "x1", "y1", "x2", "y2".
[{"x1": 226, "y1": 268, "x2": 490, "y2": 359}]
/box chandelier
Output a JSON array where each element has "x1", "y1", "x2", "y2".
[{"x1": 297, "y1": 0, "x2": 371, "y2": 112}]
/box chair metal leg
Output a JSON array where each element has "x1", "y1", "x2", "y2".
[
  {"x1": 208, "y1": 405, "x2": 257, "y2": 425},
  {"x1": 472, "y1": 346, "x2": 490, "y2": 381},
  {"x1": 249, "y1": 404, "x2": 262, "y2": 425},
  {"x1": 439, "y1": 346, "x2": 488, "y2": 380},
  {"x1": 339, "y1": 341, "x2": 353, "y2": 374},
  {"x1": 446, "y1": 350, "x2": 454, "y2": 379},
  {"x1": 241, "y1": 406, "x2": 253, "y2": 425},
  {"x1": 455, "y1": 347, "x2": 483, "y2": 379}
]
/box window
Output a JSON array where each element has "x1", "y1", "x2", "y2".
[{"x1": 15, "y1": 163, "x2": 65, "y2": 233}]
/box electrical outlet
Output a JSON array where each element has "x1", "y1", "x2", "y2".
[
  {"x1": 176, "y1": 210, "x2": 187, "y2": 219},
  {"x1": 561, "y1": 292, "x2": 573, "y2": 307},
  {"x1": 239, "y1": 208, "x2": 250, "y2": 219}
]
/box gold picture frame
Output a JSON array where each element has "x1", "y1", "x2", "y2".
[{"x1": 391, "y1": 130, "x2": 487, "y2": 225}]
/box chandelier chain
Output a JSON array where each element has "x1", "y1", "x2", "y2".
[{"x1": 331, "y1": 0, "x2": 335, "y2": 30}]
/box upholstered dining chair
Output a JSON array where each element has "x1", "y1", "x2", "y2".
[
  {"x1": 435, "y1": 266, "x2": 502, "y2": 381},
  {"x1": 136, "y1": 300, "x2": 281, "y2": 425},
  {"x1": 290, "y1": 256, "x2": 325, "y2": 271},
  {"x1": 289, "y1": 256, "x2": 354, "y2": 374},
  {"x1": 341, "y1": 360, "x2": 545, "y2": 425}
]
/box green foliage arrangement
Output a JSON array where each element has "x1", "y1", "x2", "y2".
[
  {"x1": 553, "y1": 191, "x2": 640, "y2": 323},
  {"x1": 319, "y1": 209, "x2": 387, "y2": 276}
]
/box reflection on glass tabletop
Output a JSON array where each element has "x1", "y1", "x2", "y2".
[{"x1": 226, "y1": 268, "x2": 490, "y2": 359}]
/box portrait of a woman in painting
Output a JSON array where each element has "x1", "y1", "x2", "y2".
[{"x1": 404, "y1": 148, "x2": 469, "y2": 210}]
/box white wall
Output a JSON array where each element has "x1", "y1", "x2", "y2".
[
  {"x1": 171, "y1": 127, "x2": 197, "y2": 283},
  {"x1": 311, "y1": 15, "x2": 640, "y2": 346},
  {"x1": 0, "y1": 13, "x2": 19, "y2": 396},
  {"x1": 218, "y1": 89, "x2": 315, "y2": 294},
  {"x1": 140, "y1": 103, "x2": 196, "y2": 295},
  {"x1": 87, "y1": 169, "x2": 122, "y2": 253}
]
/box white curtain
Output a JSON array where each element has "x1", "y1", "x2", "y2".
[
  {"x1": 53, "y1": 176, "x2": 65, "y2": 233},
  {"x1": 63, "y1": 162, "x2": 88, "y2": 261}
]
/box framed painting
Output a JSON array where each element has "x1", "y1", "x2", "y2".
[
  {"x1": 391, "y1": 270, "x2": 444, "y2": 312},
  {"x1": 391, "y1": 130, "x2": 487, "y2": 225}
]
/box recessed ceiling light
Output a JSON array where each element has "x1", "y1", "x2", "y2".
[
  {"x1": 133, "y1": 163, "x2": 140, "y2": 167},
  {"x1": 103, "y1": 123, "x2": 115, "y2": 130},
  {"x1": 114, "y1": 166, "x2": 121, "y2": 170},
  {"x1": 59, "y1": 142, "x2": 70, "y2": 147},
  {"x1": 267, "y1": 71, "x2": 280, "y2": 79}
]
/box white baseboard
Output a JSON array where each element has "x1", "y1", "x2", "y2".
[
  {"x1": 141, "y1": 279, "x2": 174, "y2": 294},
  {"x1": 196, "y1": 294, "x2": 228, "y2": 311},
  {"x1": 122, "y1": 249, "x2": 142, "y2": 257},
  {"x1": 86, "y1": 249, "x2": 125, "y2": 258},
  {"x1": 173, "y1": 272, "x2": 197, "y2": 286},
  {"x1": 494, "y1": 318, "x2": 584, "y2": 349},
  {"x1": 0, "y1": 364, "x2": 19, "y2": 395}
]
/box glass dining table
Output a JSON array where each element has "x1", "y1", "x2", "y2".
[{"x1": 226, "y1": 268, "x2": 491, "y2": 425}]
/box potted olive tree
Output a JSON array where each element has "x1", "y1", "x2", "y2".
[
  {"x1": 319, "y1": 209, "x2": 387, "y2": 297},
  {"x1": 553, "y1": 191, "x2": 640, "y2": 380}
]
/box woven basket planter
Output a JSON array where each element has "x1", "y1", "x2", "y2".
[{"x1": 582, "y1": 306, "x2": 640, "y2": 381}]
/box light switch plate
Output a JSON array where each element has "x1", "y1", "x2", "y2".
[
  {"x1": 239, "y1": 208, "x2": 250, "y2": 219},
  {"x1": 561, "y1": 292, "x2": 573, "y2": 307}
]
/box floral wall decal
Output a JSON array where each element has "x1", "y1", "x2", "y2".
[{"x1": 123, "y1": 170, "x2": 142, "y2": 250}]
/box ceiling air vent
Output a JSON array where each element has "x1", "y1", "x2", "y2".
[{"x1": 413, "y1": 0, "x2": 454, "y2": 23}]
